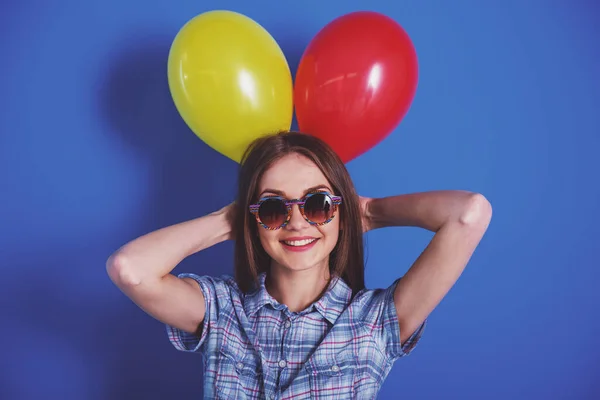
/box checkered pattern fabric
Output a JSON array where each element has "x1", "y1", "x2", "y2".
[{"x1": 167, "y1": 272, "x2": 425, "y2": 399}]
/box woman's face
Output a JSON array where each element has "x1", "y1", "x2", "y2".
[{"x1": 255, "y1": 153, "x2": 341, "y2": 274}]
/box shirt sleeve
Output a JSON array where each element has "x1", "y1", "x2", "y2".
[
  {"x1": 165, "y1": 273, "x2": 232, "y2": 353},
  {"x1": 359, "y1": 278, "x2": 426, "y2": 360}
]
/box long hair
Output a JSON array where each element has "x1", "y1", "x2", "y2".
[{"x1": 231, "y1": 131, "x2": 365, "y2": 295}]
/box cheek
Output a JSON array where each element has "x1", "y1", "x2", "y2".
[
  {"x1": 320, "y1": 219, "x2": 340, "y2": 247},
  {"x1": 258, "y1": 228, "x2": 278, "y2": 254}
]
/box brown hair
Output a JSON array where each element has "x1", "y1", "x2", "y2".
[{"x1": 231, "y1": 131, "x2": 365, "y2": 295}]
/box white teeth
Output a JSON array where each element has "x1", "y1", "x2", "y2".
[{"x1": 283, "y1": 239, "x2": 316, "y2": 247}]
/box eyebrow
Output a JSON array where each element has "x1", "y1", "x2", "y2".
[{"x1": 259, "y1": 185, "x2": 333, "y2": 198}]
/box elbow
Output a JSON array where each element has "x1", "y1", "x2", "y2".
[
  {"x1": 459, "y1": 193, "x2": 492, "y2": 228},
  {"x1": 106, "y1": 252, "x2": 143, "y2": 288}
]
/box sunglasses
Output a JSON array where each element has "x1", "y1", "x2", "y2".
[{"x1": 249, "y1": 191, "x2": 342, "y2": 230}]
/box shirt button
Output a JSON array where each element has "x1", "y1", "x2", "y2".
[
  {"x1": 331, "y1": 365, "x2": 340, "y2": 372},
  {"x1": 284, "y1": 320, "x2": 291, "y2": 329},
  {"x1": 236, "y1": 362, "x2": 244, "y2": 369},
  {"x1": 278, "y1": 360, "x2": 287, "y2": 368},
  {"x1": 269, "y1": 395, "x2": 275, "y2": 400}
]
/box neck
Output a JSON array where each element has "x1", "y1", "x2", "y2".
[{"x1": 266, "y1": 263, "x2": 331, "y2": 313}]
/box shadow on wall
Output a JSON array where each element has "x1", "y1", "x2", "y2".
[
  {"x1": 97, "y1": 29, "x2": 307, "y2": 397},
  {"x1": 1, "y1": 34, "x2": 229, "y2": 399},
  {"x1": 1, "y1": 28, "x2": 309, "y2": 399},
  {"x1": 96, "y1": 33, "x2": 238, "y2": 399},
  {"x1": 95, "y1": 30, "x2": 308, "y2": 398}
]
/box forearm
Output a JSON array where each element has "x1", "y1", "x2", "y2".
[
  {"x1": 366, "y1": 190, "x2": 485, "y2": 232},
  {"x1": 107, "y1": 207, "x2": 232, "y2": 286}
]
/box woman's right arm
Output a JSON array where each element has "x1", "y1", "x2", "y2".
[{"x1": 106, "y1": 203, "x2": 234, "y2": 334}]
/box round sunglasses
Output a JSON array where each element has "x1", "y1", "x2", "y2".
[{"x1": 249, "y1": 191, "x2": 342, "y2": 230}]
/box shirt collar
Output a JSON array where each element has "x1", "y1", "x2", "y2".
[{"x1": 244, "y1": 272, "x2": 352, "y2": 325}]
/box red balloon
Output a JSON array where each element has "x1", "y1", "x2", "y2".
[{"x1": 294, "y1": 11, "x2": 418, "y2": 163}]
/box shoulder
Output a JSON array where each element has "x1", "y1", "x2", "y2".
[
  {"x1": 351, "y1": 278, "x2": 400, "y2": 307},
  {"x1": 345, "y1": 278, "x2": 402, "y2": 332}
]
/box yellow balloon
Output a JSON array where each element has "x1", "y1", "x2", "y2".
[{"x1": 168, "y1": 10, "x2": 293, "y2": 163}]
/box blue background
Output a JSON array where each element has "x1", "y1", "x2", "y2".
[{"x1": 1, "y1": 0, "x2": 598, "y2": 399}]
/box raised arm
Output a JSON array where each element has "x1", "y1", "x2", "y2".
[
  {"x1": 106, "y1": 203, "x2": 234, "y2": 334},
  {"x1": 362, "y1": 191, "x2": 492, "y2": 343}
]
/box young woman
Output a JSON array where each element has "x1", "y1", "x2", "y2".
[{"x1": 107, "y1": 131, "x2": 492, "y2": 399}]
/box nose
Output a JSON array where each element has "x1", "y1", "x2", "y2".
[{"x1": 285, "y1": 204, "x2": 310, "y2": 230}]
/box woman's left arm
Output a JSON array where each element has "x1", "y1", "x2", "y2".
[{"x1": 362, "y1": 190, "x2": 493, "y2": 344}]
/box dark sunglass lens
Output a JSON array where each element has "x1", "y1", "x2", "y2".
[
  {"x1": 304, "y1": 193, "x2": 334, "y2": 223},
  {"x1": 258, "y1": 198, "x2": 287, "y2": 228}
]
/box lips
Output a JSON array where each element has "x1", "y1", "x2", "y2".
[
  {"x1": 280, "y1": 237, "x2": 319, "y2": 252},
  {"x1": 282, "y1": 238, "x2": 316, "y2": 246}
]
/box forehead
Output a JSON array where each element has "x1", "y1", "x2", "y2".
[{"x1": 259, "y1": 153, "x2": 331, "y2": 198}]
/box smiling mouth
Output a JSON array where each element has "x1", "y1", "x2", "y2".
[{"x1": 281, "y1": 238, "x2": 318, "y2": 247}]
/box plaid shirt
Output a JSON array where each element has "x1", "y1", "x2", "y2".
[{"x1": 167, "y1": 272, "x2": 425, "y2": 399}]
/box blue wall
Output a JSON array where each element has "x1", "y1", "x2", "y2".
[{"x1": 1, "y1": 1, "x2": 598, "y2": 399}]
